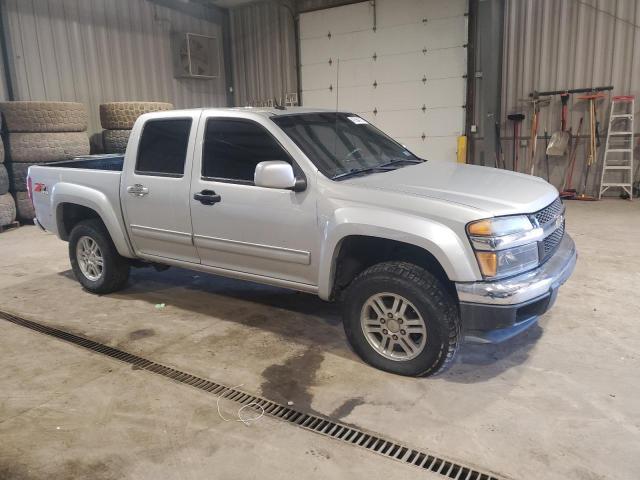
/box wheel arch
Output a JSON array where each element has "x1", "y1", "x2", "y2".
[
  {"x1": 52, "y1": 183, "x2": 135, "y2": 258},
  {"x1": 317, "y1": 208, "x2": 479, "y2": 300}
]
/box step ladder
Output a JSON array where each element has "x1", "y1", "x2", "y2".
[{"x1": 599, "y1": 96, "x2": 635, "y2": 199}]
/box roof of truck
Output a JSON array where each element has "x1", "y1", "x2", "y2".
[{"x1": 160, "y1": 106, "x2": 346, "y2": 118}]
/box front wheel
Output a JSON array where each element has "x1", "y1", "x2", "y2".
[
  {"x1": 69, "y1": 219, "x2": 130, "y2": 294},
  {"x1": 342, "y1": 261, "x2": 460, "y2": 377}
]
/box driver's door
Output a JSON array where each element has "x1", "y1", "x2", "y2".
[{"x1": 190, "y1": 114, "x2": 318, "y2": 286}]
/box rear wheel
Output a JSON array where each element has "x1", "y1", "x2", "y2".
[
  {"x1": 69, "y1": 219, "x2": 129, "y2": 294},
  {"x1": 342, "y1": 261, "x2": 460, "y2": 377}
]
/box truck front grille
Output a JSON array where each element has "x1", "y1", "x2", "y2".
[
  {"x1": 542, "y1": 221, "x2": 564, "y2": 260},
  {"x1": 534, "y1": 197, "x2": 563, "y2": 225},
  {"x1": 533, "y1": 197, "x2": 565, "y2": 263}
]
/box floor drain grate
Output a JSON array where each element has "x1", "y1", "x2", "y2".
[{"x1": 0, "y1": 309, "x2": 504, "y2": 480}]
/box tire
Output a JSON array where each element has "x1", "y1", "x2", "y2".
[
  {"x1": 6, "y1": 132, "x2": 90, "y2": 163},
  {"x1": 0, "y1": 101, "x2": 87, "y2": 133},
  {"x1": 102, "y1": 129, "x2": 130, "y2": 153},
  {"x1": 15, "y1": 192, "x2": 34, "y2": 221},
  {"x1": 100, "y1": 102, "x2": 173, "y2": 130},
  {"x1": 0, "y1": 164, "x2": 8, "y2": 195},
  {"x1": 68, "y1": 219, "x2": 130, "y2": 294},
  {"x1": 0, "y1": 193, "x2": 16, "y2": 226},
  {"x1": 342, "y1": 261, "x2": 460, "y2": 377},
  {"x1": 7, "y1": 162, "x2": 30, "y2": 191}
]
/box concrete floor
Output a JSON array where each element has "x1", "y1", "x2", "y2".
[{"x1": 0, "y1": 199, "x2": 638, "y2": 480}]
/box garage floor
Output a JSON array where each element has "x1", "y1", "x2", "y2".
[{"x1": 0, "y1": 200, "x2": 638, "y2": 480}]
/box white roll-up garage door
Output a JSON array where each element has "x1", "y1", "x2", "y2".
[{"x1": 300, "y1": 0, "x2": 468, "y2": 162}]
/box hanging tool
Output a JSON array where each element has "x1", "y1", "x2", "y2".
[
  {"x1": 576, "y1": 92, "x2": 606, "y2": 200},
  {"x1": 543, "y1": 130, "x2": 550, "y2": 181},
  {"x1": 507, "y1": 113, "x2": 525, "y2": 172},
  {"x1": 599, "y1": 95, "x2": 635, "y2": 199},
  {"x1": 494, "y1": 121, "x2": 506, "y2": 169},
  {"x1": 547, "y1": 93, "x2": 571, "y2": 156},
  {"x1": 560, "y1": 117, "x2": 584, "y2": 199},
  {"x1": 522, "y1": 96, "x2": 550, "y2": 176}
]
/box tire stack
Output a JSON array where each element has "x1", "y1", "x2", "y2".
[
  {"x1": 100, "y1": 102, "x2": 173, "y2": 153},
  {"x1": 0, "y1": 102, "x2": 89, "y2": 223},
  {"x1": 0, "y1": 129, "x2": 17, "y2": 228}
]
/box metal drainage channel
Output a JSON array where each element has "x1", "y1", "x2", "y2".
[{"x1": 0, "y1": 309, "x2": 503, "y2": 480}]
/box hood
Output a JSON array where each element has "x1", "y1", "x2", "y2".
[{"x1": 345, "y1": 161, "x2": 559, "y2": 216}]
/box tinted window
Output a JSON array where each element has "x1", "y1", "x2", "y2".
[
  {"x1": 202, "y1": 119, "x2": 290, "y2": 183},
  {"x1": 136, "y1": 119, "x2": 192, "y2": 176},
  {"x1": 273, "y1": 113, "x2": 421, "y2": 179}
]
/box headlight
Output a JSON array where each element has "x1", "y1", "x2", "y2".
[
  {"x1": 467, "y1": 215, "x2": 533, "y2": 237},
  {"x1": 475, "y1": 243, "x2": 539, "y2": 278},
  {"x1": 467, "y1": 215, "x2": 542, "y2": 279}
]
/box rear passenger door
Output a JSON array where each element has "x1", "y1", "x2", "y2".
[
  {"x1": 190, "y1": 113, "x2": 318, "y2": 286},
  {"x1": 121, "y1": 113, "x2": 200, "y2": 263}
]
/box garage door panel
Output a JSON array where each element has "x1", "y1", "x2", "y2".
[
  {"x1": 368, "y1": 110, "x2": 427, "y2": 138},
  {"x1": 376, "y1": 0, "x2": 467, "y2": 27},
  {"x1": 423, "y1": 77, "x2": 466, "y2": 107},
  {"x1": 300, "y1": 2, "x2": 372, "y2": 39},
  {"x1": 396, "y1": 136, "x2": 458, "y2": 160},
  {"x1": 302, "y1": 89, "x2": 335, "y2": 108},
  {"x1": 301, "y1": 63, "x2": 336, "y2": 91},
  {"x1": 423, "y1": 17, "x2": 467, "y2": 49},
  {"x1": 425, "y1": 48, "x2": 466, "y2": 78},
  {"x1": 424, "y1": 107, "x2": 465, "y2": 136},
  {"x1": 337, "y1": 85, "x2": 376, "y2": 112},
  {"x1": 301, "y1": 37, "x2": 333, "y2": 65},
  {"x1": 370, "y1": 21, "x2": 463, "y2": 56}
]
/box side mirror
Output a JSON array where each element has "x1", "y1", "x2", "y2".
[{"x1": 254, "y1": 161, "x2": 305, "y2": 191}]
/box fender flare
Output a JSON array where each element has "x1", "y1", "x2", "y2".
[
  {"x1": 317, "y1": 207, "x2": 479, "y2": 300},
  {"x1": 52, "y1": 182, "x2": 135, "y2": 258}
]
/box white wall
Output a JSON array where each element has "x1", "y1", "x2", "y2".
[{"x1": 2, "y1": 0, "x2": 227, "y2": 136}]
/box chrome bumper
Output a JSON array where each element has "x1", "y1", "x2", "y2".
[{"x1": 456, "y1": 233, "x2": 577, "y2": 306}]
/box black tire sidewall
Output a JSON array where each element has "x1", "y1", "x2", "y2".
[
  {"x1": 343, "y1": 268, "x2": 454, "y2": 377},
  {"x1": 68, "y1": 220, "x2": 125, "y2": 293}
]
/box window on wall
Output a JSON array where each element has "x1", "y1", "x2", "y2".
[
  {"x1": 136, "y1": 119, "x2": 192, "y2": 176},
  {"x1": 202, "y1": 118, "x2": 291, "y2": 183}
]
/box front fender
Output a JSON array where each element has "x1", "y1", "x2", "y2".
[
  {"x1": 317, "y1": 206, "x2": 479, "y2": 300},
  {"x1": 51, "y1": 182, "x2": 135, "y2": 258}
]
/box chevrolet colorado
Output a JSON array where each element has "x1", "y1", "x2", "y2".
[{"x1": 28, "y1": 107, "x2": 577, "y2": 376}]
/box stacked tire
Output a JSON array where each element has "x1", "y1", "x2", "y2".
[
  {"x1": 100, "y1": 102, "x2": 173, "y2": 153},
  {"x1": 0, "y1": 101, "x2": 89, "y2": 222},
  {"x1": 0, "y1": 130, "x2": 17, "y2": 228}
]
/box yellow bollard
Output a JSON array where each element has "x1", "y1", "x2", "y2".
[{"x1": 457, "y1": 135, "x2": 467, "y2": 163}]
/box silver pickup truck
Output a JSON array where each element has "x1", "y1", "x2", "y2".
[{"x1": 28, "y1": 107, "x2": 576, "y2": 377}]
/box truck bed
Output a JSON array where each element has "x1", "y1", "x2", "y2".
[
  {"x1": 44, "y1": 154, "x2": 124, "y2": 171},
  {"x1": 29, "y1": 154, "x2": 125, "y2": 235}
]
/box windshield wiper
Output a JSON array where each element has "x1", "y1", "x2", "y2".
[
  {"x1": 378, "y1": 158, "x2": 424, "y2": 168},
  {"x1": 331, "y1": 166, "x2": 395, "y2": 180}
]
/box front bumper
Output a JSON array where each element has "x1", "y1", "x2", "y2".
[{"x1": 455, "y1": 233, "x2": 577, "y2": 343}]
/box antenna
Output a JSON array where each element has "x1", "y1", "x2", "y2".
[{"x1": 333, "y1": 58, "x2": 340, "y2": 157}]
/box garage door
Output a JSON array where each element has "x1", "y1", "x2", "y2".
[{"x1": 300, "y1": 0, "x2": 468, "y2": 162}]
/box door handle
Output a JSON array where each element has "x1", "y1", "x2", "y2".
[
  {"x1": 194, "y1": 189, "x2": 221, "y2": 206},
  {"x1": 127, "y1": 184, "x2": 149, "y2": 197}
]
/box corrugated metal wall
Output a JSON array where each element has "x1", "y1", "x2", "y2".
[
  {"x1": 500, "y1": 0, "x2": 640, "y2": 194},
  {"x1": 1, "y1": 0, "x2": 227, "y2": 137},
  {"x1": 230, "y1": 1, "x2": 297, "y2": 106}
]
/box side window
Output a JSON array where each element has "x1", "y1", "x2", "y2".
[
  {"x1": 136, "y1": 119, "x2": 192, "y2": 176},
  {"x1": 202, "y1": 118, "x2": 291, "y2": 183}
]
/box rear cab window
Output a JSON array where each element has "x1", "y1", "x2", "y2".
[{"x1": 135, "y1": 118, "x2": 192, "y2": 177}]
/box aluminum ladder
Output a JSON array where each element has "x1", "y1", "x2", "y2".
[{"x1": 599, "y1": 95, "x2": 635, "y2": 199}]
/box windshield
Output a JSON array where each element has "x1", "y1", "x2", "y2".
[{"x1": 272, "y1": 112, "x2": 423, "y2": 180}]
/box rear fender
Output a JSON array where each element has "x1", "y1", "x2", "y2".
[{"x1": 51, "y1": 182, "x2": 135, "y2": 258}]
